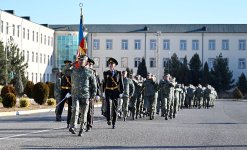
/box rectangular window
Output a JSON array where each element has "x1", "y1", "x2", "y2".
[
  {"x1": 12, "y1": 24, "x2": 15, "y2": 36},
  {"x1": 209, "y1": 40, "x2": 216, "y2": 50},
  {"x1": 163, "y1": 58, "x2": 169, "y2": 68},
  {"x1": 17, "y1": 25, "x2": 20, "y2": 37},
  {"x1": 22, "y1": 50, "x2": 25, "y2": 58},
  {"x1": 0, "y1": 21, "x2": 3, "y2": 33},
  {"x1": 93, "y1": 39, "x2": 100, "y2": 50},
  {"x1": 163, "y1": 40, "x2": 170, "y2": 50},
  {"x1": 32, "y1": 31, "x2": 35, "y2": 41},
  {"x1": 48, "y1": 55, "x2": 50, "y2": 65},
  {"x1": 40, "y1": 73, "x2": 42, "y2": 82},
  {"x1": 44, "y1": 54, "x2": 46, "y2": 64},
  {"x1": 150, "y1": 57, "x2": 156, "y2": 68},
  {"x1": 180, "y1": 40, "x2": 187, "y2": 50},
  {"x1": 36, "y1": 53, "x2": 38, "y2": 63},
  {"x1": 134, "y1": 57, "x2": 141, "y2": 67},
  {"x1": 121, "y1": 57, "x2": 128, "y2": 68},
  {"x1": 222, "y1": 40, "x2": 229, "y2": 50},
  {"x1": 239, "y1": 40, "x2": 246, "y2": 50},
  {"x1": 208, "y1": 58, "x2": 215, "y2": 69},
  {"x1": 192, "y1": 40, "x2": 199, "y2": 50},
  {"x1": 50, "y1": 55, "x2": 53, "y2": 65},
  {"x1": 93, "y1": 57, "x2": 100, "y2": 68},
  {"x1": 6, "y1": 22, "x2": 9, "y2": 34},
  {"x1": 48, "y1": 36, "x2": 50, "y2": 46},
  {"x1": 40, "y1": 53, "x2": 42, "y2": 63},
  {"x1": 44, "y1": 35, "x2": 46, "y2": 45},
  {"x1": 43, "y1": 74, "x2": 45, "y2": 82},
  {"x1": 134, "y1": 39, "x2": 141, "y2": 50},
  {"x1": 150, "y1": 39, "x2": 156, "y2": 50},
  {"x1": 121, "y1": 40, "x2": 128, "y2": 50},
  {"x1": 106, "y1": 39, "x2": 112, "y2": 50},
  {"x1": 47, "y1": 74, "x2": 49, "y2": 82},
  {"x1": 238, "y1": 58, "x2": 246, "y2": 69},
  {"x1": 27, "y1": 29, "x2": 29, "y2": 40},
  {"x1": 36, "y1": 32, "x2": 38, "y2": 42},
  {"x1": 23, "y1": 28, "x2": 25, "y2": 39},
  {"x1": 32, "y1": 73, "x2": 34, "y2": 82},
  {"x1": 51, "y1": 37, "x2": 53, "y2": 47},
  {"x1": 32, "y1": 52, "x2": 34, "y2": 62},
  {"x1": 26, "y1": 51, "x2": 29, "y2": 62}
]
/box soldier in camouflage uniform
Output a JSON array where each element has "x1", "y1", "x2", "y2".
[
  {"x1": 130, "y1": 75, "x2": 143, "y2": 119},
  {"x1": 180, "y1": 84, "x2": 186, "y2": 109},
  {"x1": 210, "y1": 87, "x2": 217, "y2": 107},
  {"x1": 69, "y1": 55, "x2": 97, "y2": 136},
  {"x1": 121, "y1": 71, "x2": 135, "y2": 121},
  {"x1": 54, "y1": 71, "x2": 61, "y2": 118},
  {"x1": 174, "y1": 82, "x2": 182, "y2": 118},
  {"x1": 142, "y1": 73, "x2": 159, "y2": 120},
  {"x1": 194, "y1": 84, "x2": 204, "y2": 109},
  {"x1": 203, "y1": 84, "x2": 212, "y2": 109},
  {"x1": 186, "y1": 84, "x2": 195, "y2": 108}
]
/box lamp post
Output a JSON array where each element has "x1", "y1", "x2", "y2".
[{"x1": 155, "y1": 31, "x2": 161, "y2": 79}]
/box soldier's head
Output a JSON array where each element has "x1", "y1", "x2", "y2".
[
  {"x1": 107, "y1": 57, "x2": 118, "y2": 70},
  {"x1": 164, "y1": 74, "x2": 170, "y2": 80},
  {"x1": 146, "y1": 72, "x2": 152, "y2": 79},
  {"x1": 64, "y1": 60, "x2": 72, "y2": 66},
  {"x1": 122, "y1": 70, "x2": 127, "y2": 77},
  {"x1": 78, "y1": 55, "x2": 88, "y2": 67},
  {"x1": 87, "y1": 57, "x2": 95, "y2": 68}
]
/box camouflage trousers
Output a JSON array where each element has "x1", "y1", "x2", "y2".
[
  {"x1": 70, "y1": 97, "x2": 89, "y2": 131},
  {"x1": 122, "y1": 97, "x2": 130, "y2": 118}
]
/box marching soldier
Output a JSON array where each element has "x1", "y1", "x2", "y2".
[
  {"x1": 103, "y1": 57, "x2": 124, "y2": 129},
  {"x1": 56, "y1": 60, "x2": 72, "y2": 127},
  {"x1": 69, "y1": 55, "x2": 97, "y2": 136}
]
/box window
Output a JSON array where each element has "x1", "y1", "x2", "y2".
[
  {"x1": 47, "y1": 74, "x2": 49, "y2": 82},
  {"x1": 150, "y1": 39, "x2": 156, "y2": 50},
  {"x1": 26, "y1": 51, "x2": 29, "y2": 62},
  {"x1": 44, "y1": 54, "x2": 46, "y2": 64},
  {"x1": 32, "y1": 31, "x2": 35, "y2": 41},
  {"x1": 121, "y1": 57, "x2": 128, "y2": 68},
  {"x1": 0, "y1": 21, "x2": 3, "y2": 33},
  {"x1": 22, "y1": 50, "x2": 25, "y2": 58},
  {"x1": 43, "y1": 74, "x2": 45, "y2": 82},
  {"x1": 6, "y1": 22, "x2": 9, "y2": 34},
  {"x1": 23, "y1": 28, "x2": 25, "y2": 39},
  {"x1": 48, "y1": 36, "x2": 50, "y2": 46},
  {"x1": 180, "y1": 40, "x2": 187, "y2": 50},
  {"x1": 41, "y1": 34, "x2": 42, "y2": 44},
  {"x1": 93, "y1": 57, "x2": 100, "y2": 68},
  {"x1": 32, "y1": 73, "x2": 34, "y2": 82},
  {"x1": 17, "y1": 25, "x2": 20, "y2": 37},
  {"x1": 35, "y1": 73, "x2": 38, "y2": 83},
  {"x1": 44, "y1": 35, "x2": 46, "y2": 45},
  {"x1": 121, "y1": 40, "x2": 128, "y2": 50},
  {"x1": 150, "y1": 57, "x2": 156, "y2": 68},
  {"x1": 222, "y1": 40, "x2": 229, "y2": 50},
  {"x1": 51, "y1": 37, "x2": 53, "y2": 47},
  {"x1": 163, "y1": 58, "x2": 169, "y2": 68},
  {"x1": 32, "y1": 52, "x2": 34, "y2": 62},
  {"x1": 36, "y1": 53, "x2": 38, "y2": 63},
  {"x1": 163, "y1": 40, "x2": 170, "y2": 50},
  {"x1": 36, "y1": 32, "x2": 38, "y2": 42},
  {"x1": 208, "y1": 58, "x2": 215, "y2": 69},
  {"x1": 48, "y1": 55, "x2": 50, "y2": 65},
  {"x1": 239, "y1": 40, "x2": 246, "y2": 50},
  {"x1": 192, "y1": 40, "x2": 199, "y2": 50},
  {"x1": 40, "y1": 73, "x2": 42, "y2": 82},
  {"x1": 40, "y1": 53, "x2": 42, "y2": 63},
  {"x1": 12, "y1": 24, "x2": 15, "y2": 36},
  {"x1": 209, "y1": 40, "x2": 216, "y2": 50},
  {"x1": 27, "y1": 29, "x2": 29, "y2": 40},
  {"x1": 106, "y1": 39, "x2": 112, "y2": 50},
  {"x1": 93, "y1": 39, "x2": 100, "y2": 50},
  {"x1": 134, "y1": 39, "x2": 141, "y2": 50},
  {"x1": 50, "y1": 55, "x2": 53, "y2": 65},
  {"x1": 134, "y1": 57, "x2": 141, "y2": 68},
  {"x1": 238, "y1": 58, "x2": 246, "y2": 69}
]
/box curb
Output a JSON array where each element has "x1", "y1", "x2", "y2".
[{"x1": 0, "y1": 103, "x2": 102, "y2": 117}]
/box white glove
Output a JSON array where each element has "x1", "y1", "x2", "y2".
[
  {"x1": 119, "y1": 94, "x2": 123, "y2": 98},
  {"x1": 95, "y1": 95, "x2": 100, "y2": 101},
  {"x1": 65, "y1": 92, "x2": 71, "y2": 98},
  {"x1": 102, "y1": 93, "x2": 105, "y2": 98}
]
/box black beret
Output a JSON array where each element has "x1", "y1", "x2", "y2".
[{"x1": 64, "y1": 60, "x2": 72, "y2": 64}]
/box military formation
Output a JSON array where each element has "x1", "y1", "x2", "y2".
[{"x1": 54, "y1": 56, "x2": 217, "y2": 137}]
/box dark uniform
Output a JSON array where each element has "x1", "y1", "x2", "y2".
[
  {"x1": 56, "y1": 60, "x2": 72, "y2": 127},
  {"x1": 103, "y1": 57, "x2": 123, "y2": 129}
]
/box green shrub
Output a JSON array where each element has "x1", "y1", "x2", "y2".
[
  {"x1": 33, "y1": 82, "x2": 49, "y2": 105},
  {"x1": 47, "y1": 98, "x2": 56, "y2": 106},
  {"x1": 233, "y1": 87, "x2": 244, "y2": 99},
  {"x1": 2, "y1": 93, "x2": 16, "y2": 108},
  {"x1": 19, "y1": 97, "x2": 30, "y2": 108},
  {"x1": 46, "y1": 82, "x2": 54, "y2": 98},
  {"x1": 1, "y1": 85, "x2": 16, "y2": 97},
  {"x1": 24, "y1": 81, "x2": 34, "y2": 98}
]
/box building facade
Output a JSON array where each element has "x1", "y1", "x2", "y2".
[
  {"x1": 51, "y1": 24, "x2": 247, "y2": 82},
  {"x1": 0, "y1": 10, "x2": 54, "y2": 83}
]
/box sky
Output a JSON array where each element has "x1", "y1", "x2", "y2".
[{"x1": 1, "y1": 0, "x2": 247, "y2": 25}]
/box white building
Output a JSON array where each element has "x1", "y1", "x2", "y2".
[
  {"x1": 51, "y1": 24, "x2": 247, "y2": 82},
  {"x1": 0, "y1": 10, "x2": 54, "y2": 83}
]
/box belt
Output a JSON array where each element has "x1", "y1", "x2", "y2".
[
  {"x1": 61, "y1": 86, "x2": 71, "y2": 89},
  {"x1": 105, "y1": 86, "x2": 119, "y2": 90}
]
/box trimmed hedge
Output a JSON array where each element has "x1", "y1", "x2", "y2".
[
  {"x1": 2, "y1": 93, "x2": 16, "y2": 108},
  {"x1": 1, "y1": 85, "x2": 16, "y2": 97},
  {"x1": 33, "y1": 82, "x2": 49, "y2": 105},
  {"x1": 19, "y1": 97, "x2": 30, "y2": 108},
  {"x1": 47, "y1": 98, "x2": 56, "y2": 106},
  {"x1": 46, "y1": 82, "x2": 55, "y2": 98},
  {"x1": 24, "y1": 81, "x2": 34, "y2": 98}
]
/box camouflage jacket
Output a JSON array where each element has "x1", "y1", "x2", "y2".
[
  {"x1": 122, "y1": 77, "x2": 135, "y2": 97},
  {"x1": 71, "y1": 66, "x2": 97, "y2": 99}
]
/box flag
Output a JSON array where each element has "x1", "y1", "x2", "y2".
[{"x1": 76, "y1": 11, "x2": 87, "y2": 58}]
